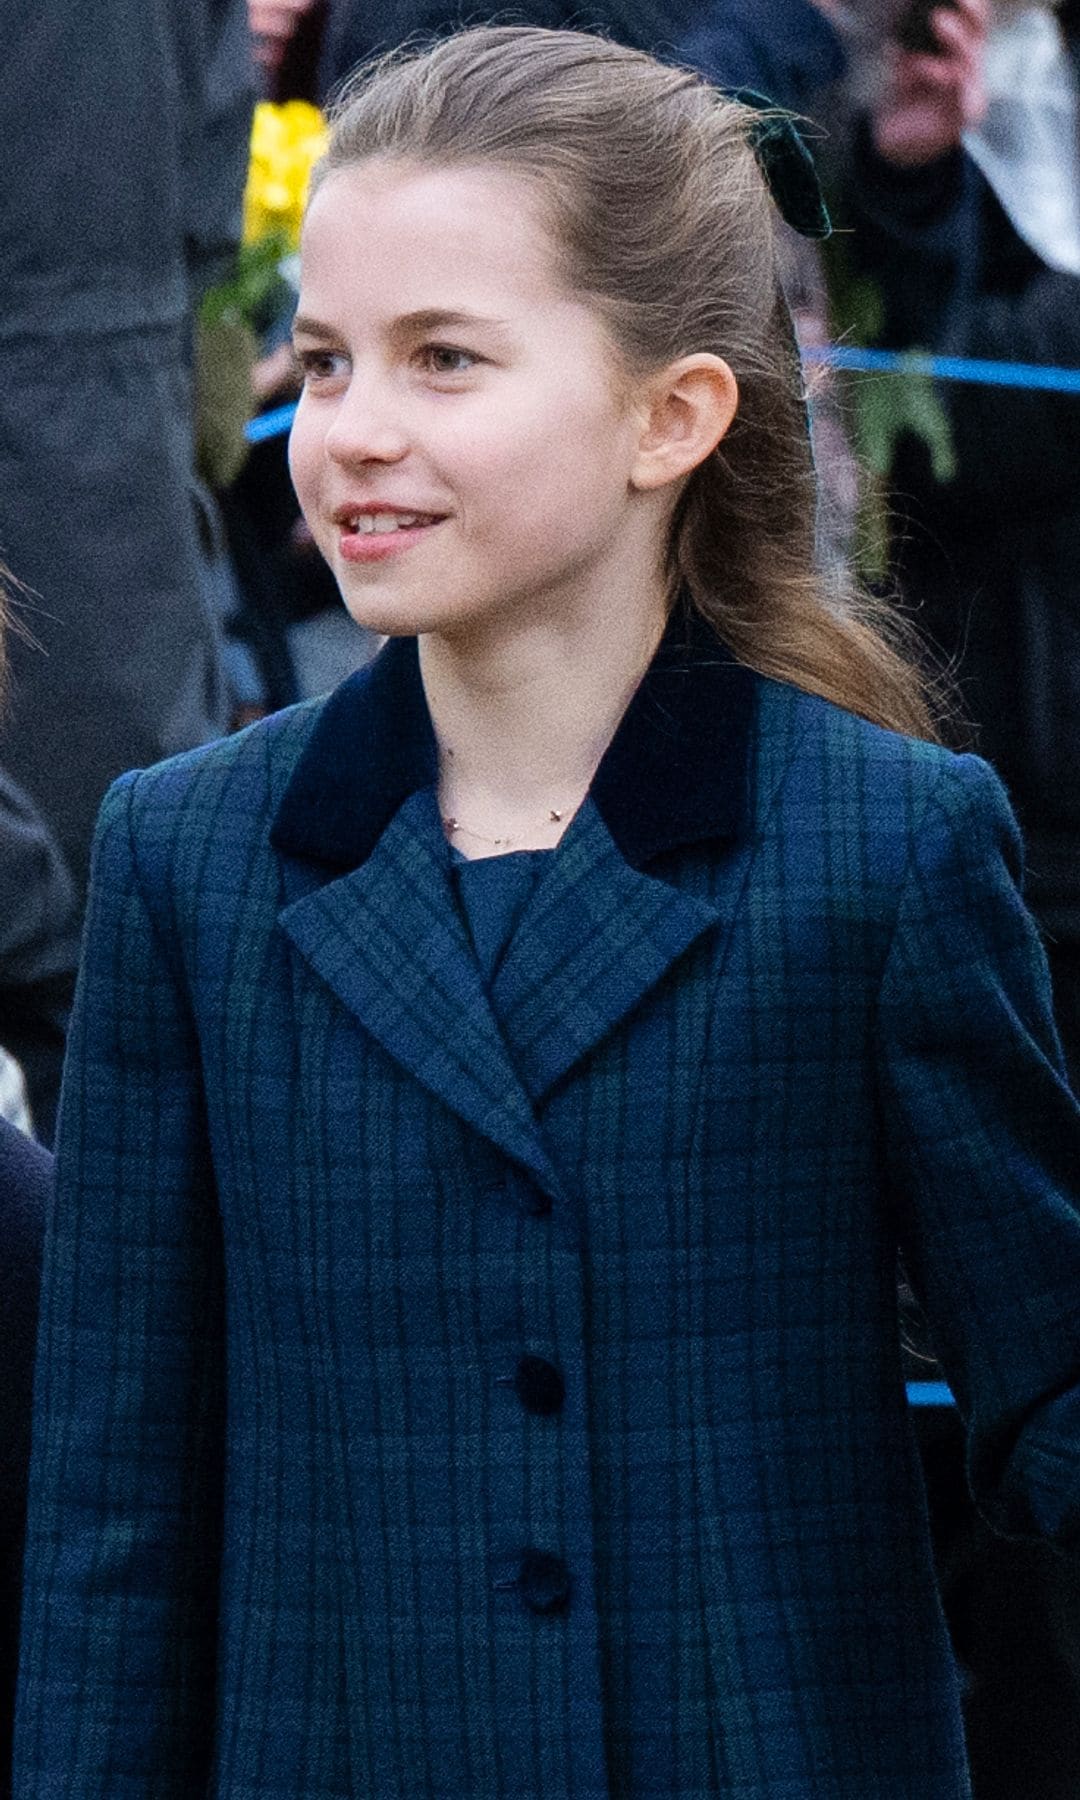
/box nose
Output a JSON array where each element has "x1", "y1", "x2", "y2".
[{"x1": 322, "y1": 368, "x2": 409, "y2": 467}]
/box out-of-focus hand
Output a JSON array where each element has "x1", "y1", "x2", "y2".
[
  {"x1": 248, "y1": 0, "x2": 318, "y2": 73},
  {"x1": 873, "y1": 0, "x2": 990, "y2": 167}
]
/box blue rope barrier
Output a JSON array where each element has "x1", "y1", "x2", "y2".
[
  {"x1": 245, "y1": 401, "x2": 299, "y2": 444},
  {"x1": 803, "y1": 343, "x2": 1080, "y2": 394},
  {"x1": 906, "y1": 1381, "x2": 955, "y2": 1407}
]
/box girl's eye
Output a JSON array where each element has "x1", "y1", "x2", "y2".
[
  {"x1": 418, "y1": 344, "x2": 480, "y2": 377},
  {"x1": 294, "y1": 347, "x2": 348, "y2": 383}
]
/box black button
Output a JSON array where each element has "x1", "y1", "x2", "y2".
[
  {"x1": 518, "y1": 1549, "x2": 571, "y2": 1615},
  {"x1": 512, "y1": 1355, "x2": 565, "y2": 1417}
]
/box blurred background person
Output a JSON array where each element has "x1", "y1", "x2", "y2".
[
  {"x1": 251, "y1": 0, "x2": 328, "y2": 91},
  {"x1": 0, "y1": 566, "x2": 78, "y2": 1149},
  {"x1": 319, "y1": 0, "x2": 847, "y2": 105},
  {"x1": 0, "y1": 764, "x2": 77, "y2": 1147},
  {"x1": 0, "y1": 0, "x2": 255, "y2": 896},
  {"x1": 834, "y1": 4, "x2": 1080, "y2": 1794},
  {"x1": 841, "y1": 0, "x2": 1080, "y2": 1090},
  {"x1": 0, "y1": 573, "x2": 52, "y2": 1800}
]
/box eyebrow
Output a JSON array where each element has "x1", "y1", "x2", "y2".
[
  {"x1": 291, "y1": 308, "x2": 513, "y2": 342},
  {"x1": 290, "y1": 315, "x2": 340, "y2": 342}
]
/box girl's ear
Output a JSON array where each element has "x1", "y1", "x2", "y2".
[{"x1": 629, "y1": 355, "x2": 739, "y2": 492}]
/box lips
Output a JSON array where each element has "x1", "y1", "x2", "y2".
[{"x1": 333, "y1": 505, "x2": 446, "y2": 564}]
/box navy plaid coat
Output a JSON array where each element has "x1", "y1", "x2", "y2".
[{"x1": 15, "y1": 617, "x2": 1080, "y2": 1798}]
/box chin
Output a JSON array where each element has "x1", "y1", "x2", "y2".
[
  {"x1": 337, "y1": 588, "x2": 456, "y2": 640},
  {"x1": 336, "y1": 575, "x2": 496, "y2": 642}
]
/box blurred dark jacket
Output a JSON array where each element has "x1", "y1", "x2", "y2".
[
  {"x1": 0, "y1": 771, "x2": 79, "y2": 1148},
  {"x1": 0, "y1": 1117, "x2": 49, "y2": 1800},
  {"x1": 320, "y1": 0, "x2": 845, "y2": 107},
  {"x1": 0, "y1": 0, "x2": 255, "y2": 890}
]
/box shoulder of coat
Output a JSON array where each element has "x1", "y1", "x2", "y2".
[
  {"x1": 108, "y1": 693, "x2": 329, "y2": 906},
  {"x1": 125, "y1": 693, "x2": 323, "y2": 812},
  {"x1": 751, "y1": 674, "x2": 965, "y2": 827}
]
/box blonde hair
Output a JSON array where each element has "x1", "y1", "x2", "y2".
[{"x1": 320, "y1": 26, "x2": 939, "y2": 740}]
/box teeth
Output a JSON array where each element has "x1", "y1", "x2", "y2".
[{"x1": 347, "y1": 512, "x2": 433, "y2": 534}]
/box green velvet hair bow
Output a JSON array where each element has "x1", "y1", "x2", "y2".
[{"x1": 731, "y1": 89, "x2": 832, "y2": 242}]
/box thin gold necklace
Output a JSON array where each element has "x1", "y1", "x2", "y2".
[{"x1": 442, "y1": 807, "x2": 568, "y2": 851}]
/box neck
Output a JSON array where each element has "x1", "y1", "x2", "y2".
[{"x1": 420, "y1": 583, "x2": 669, "y2": 855}]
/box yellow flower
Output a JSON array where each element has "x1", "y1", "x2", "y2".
[{"x1": 242, "y1": 101, "x2": 329, "y2": 250}]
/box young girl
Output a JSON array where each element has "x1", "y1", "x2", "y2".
[{"x1": 15, "y1": 27, "x2": 1080, "y2": 1798}]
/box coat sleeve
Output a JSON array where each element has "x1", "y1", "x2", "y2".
[
  {"x1": 13, "y1": 771, "x2": 224, "y2": 1797},
  {"x1": 878, "y1": 750, "x2": 1080, "y2": 1544}
]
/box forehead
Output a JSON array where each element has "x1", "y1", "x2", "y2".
[{"x1": 298, "y1": 160, "x2": 568, "y2": 320}]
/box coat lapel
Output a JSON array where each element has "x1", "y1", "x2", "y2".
[
  {"x1": 483, "y1": 608, "x2": 758, "y2": 1098},
  {"x1": 277, "y1": 784, "x2": 567, "y2": 1199},
  {"x1": 270, "y1": 607, "x2": 760, "y2": 1164},
  {"x1": 490, "y1": 801, "x2": 724, "y2": 1101}
]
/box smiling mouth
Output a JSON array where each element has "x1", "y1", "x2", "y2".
[{"x1": 342, "y1": 511, "x2": 443, "y2": 535}]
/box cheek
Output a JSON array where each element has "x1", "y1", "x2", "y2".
[
  {"x1": 451, "y1": 395, "x2": 627, "y2": 514},
  {"x1": 522, "y1": 413, "x2": 635, "y2": 523},
  {"x1": 287, "y1": 407, "x2": 321, "y2": 517}
]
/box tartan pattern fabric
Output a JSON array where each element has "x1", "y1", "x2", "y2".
[{"x1": 14, "y1": 644, "x2": 1080, "y2": 1798}]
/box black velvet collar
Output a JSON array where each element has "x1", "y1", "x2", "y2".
[{"x1": 270, "y1": 603, "x2": 758, "y2": 873}]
